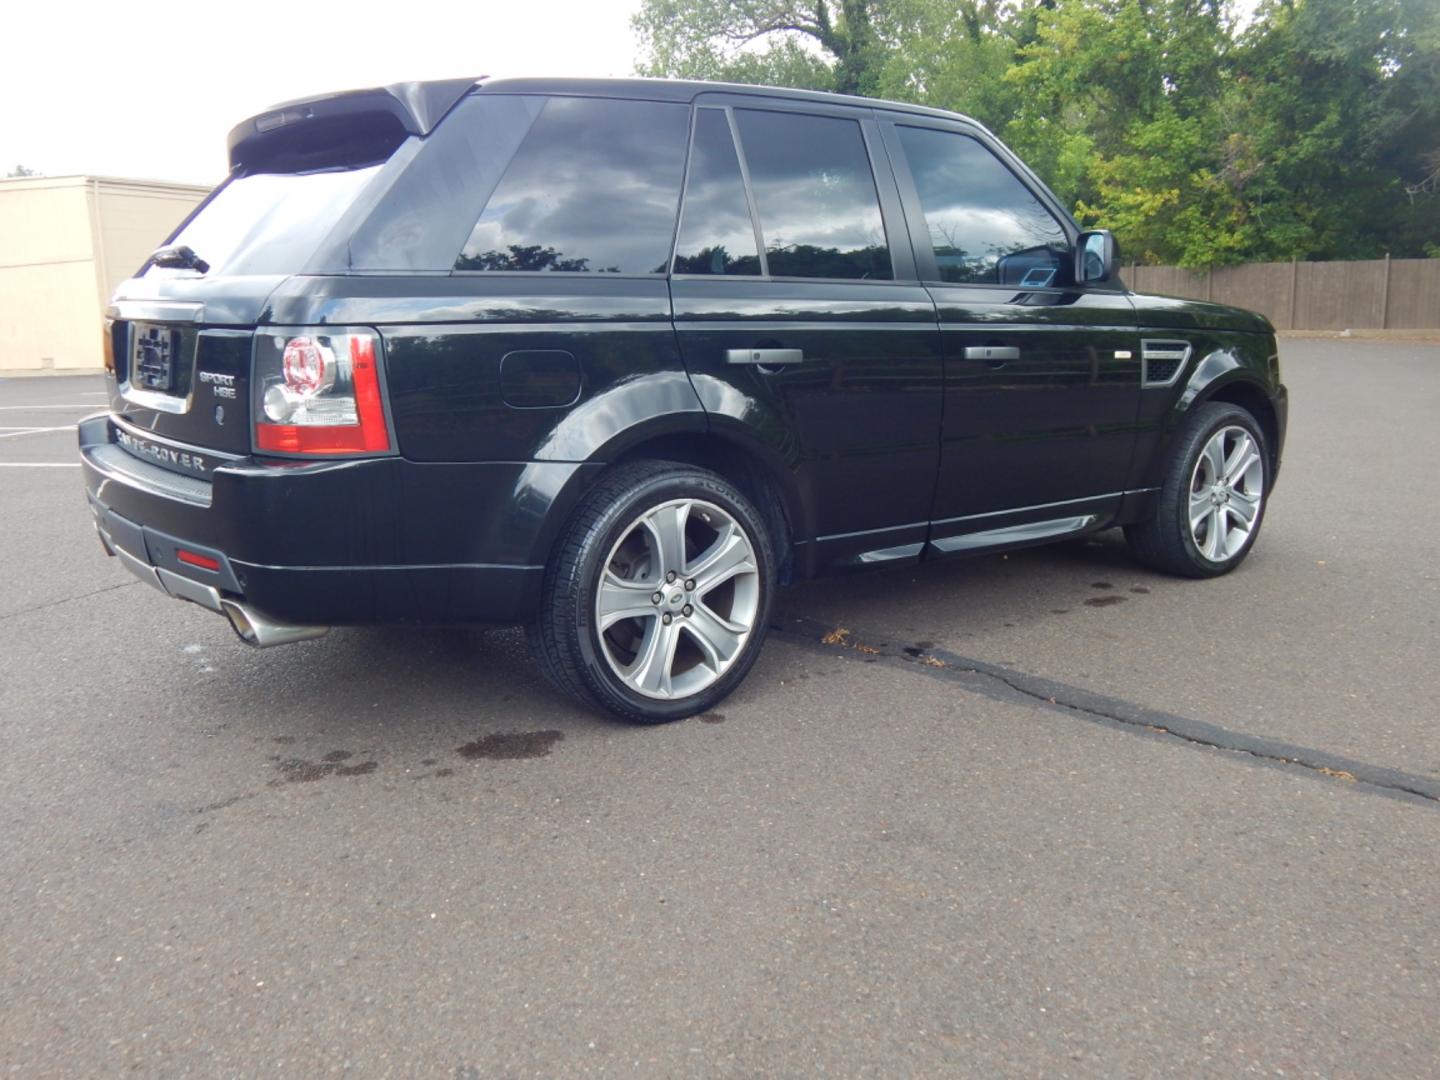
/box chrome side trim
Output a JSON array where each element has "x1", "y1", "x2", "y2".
[
  {"x1": 815, "y1": 520, "x2": 929, "y2": 544},
  {"x1": 928, "y1": 515, "x2": 1098, "y2": 554},
  {"x1": 851, "y1": 542, "x2": 924, "y2": 565},
  {"x1": 676, "y1": 320, "x2": 938, "y2": 333},
  {"x1": 931, "y1": 493, "x2": 1122, "y2": 529}
]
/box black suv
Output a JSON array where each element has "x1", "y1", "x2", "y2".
[{"x1": 81, "y1": 76, "x2": 1287, "y2": 722}]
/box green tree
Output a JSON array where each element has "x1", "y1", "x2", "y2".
[
  {"x1": 1004, "y1": 0, "x2": 1236, "y2": 264},
  {"x1": 633, "y1": 0, "x2": 914, "y2": 94},
  {"x1": 872, "y1": 1, "x2": 1030, "y2": 128},
  {"x1": 632, "y1": 0, "x2": 1440, "y2": 268},
  {"x1": 1222, "y1": 0, "x2": 1440, "y2": 262},
  {"x1": 6, "y1": 164, "x2": 39, "y2": 178}
]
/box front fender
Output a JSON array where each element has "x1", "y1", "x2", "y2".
[
  {"x1": 1178, "y1": 347, "x2": 1245, "y2": 412},
  {"x1": 1132, "y1": 333, "x2": 1280, "y2": 495}
]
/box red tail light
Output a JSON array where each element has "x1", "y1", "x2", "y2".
[{"x1": 254, "y1": 330, "x2": 391, "y2": 456}]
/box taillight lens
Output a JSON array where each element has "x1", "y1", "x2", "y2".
[{"x1": 253, "y1": 329, "x2": 391, "y2": 455}]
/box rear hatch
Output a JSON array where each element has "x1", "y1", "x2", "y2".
[{"x1": 104, "y1": 79, "x2": 475, "y2": 460}]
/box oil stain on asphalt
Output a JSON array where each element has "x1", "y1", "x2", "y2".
[
  {"x1": 457, "y1": 731, "x2": 564, "y2": 760},
  {"x1": 266, "y1": 754, "x2": 379, "y2": 785},
  {"x1": 1085, "y1": 595, "x2": 1127, "y2": 607}
]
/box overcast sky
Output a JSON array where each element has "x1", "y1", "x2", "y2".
[{"x1": 3, "y1": 0, "x2": 644, "y2": 186}]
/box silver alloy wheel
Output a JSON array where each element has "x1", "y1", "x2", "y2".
[
  {"x1": 1189, "y1": 424, "x2": 1265, "y2": 562},
  {"x1": 594, "y1": 498, "x2": 761, "y2": 700}
]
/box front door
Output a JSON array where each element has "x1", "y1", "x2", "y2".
[{"x1": 881, "y1": 120, "x2": 1142, "y2": 554}]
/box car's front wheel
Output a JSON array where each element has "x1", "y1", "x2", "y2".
[
  {"x1": 527, "y1": 460, "x2": 775, "y2": 723},
  {"x1": 1125, "y1": 401, "x2": 1271, "y2": 578}
]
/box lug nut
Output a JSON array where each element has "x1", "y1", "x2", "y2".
[
  {"x1": 652, "y1": 592, "x2": 663, "y2": 604},
  {"x1": 662, "y1": 613, "x2": 673, "y2": 625},
  {"x1": 682, "y1": 604, "x2": 693, "y2": 617},
  {"x1": 666, "y1": 571, "x2": 677, "y2": 583},
  {"x1": 684, "y1": 579, "x2": 695, "y2": 591}
]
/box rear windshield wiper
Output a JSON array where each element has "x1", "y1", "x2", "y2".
[{"x1": 147, "y1": 243, "x2": 210, "y2": 274}]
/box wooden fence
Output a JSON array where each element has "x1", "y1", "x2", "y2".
[{"x1": 1123, "y1": 258, "x2": 1440, "y2": 331}]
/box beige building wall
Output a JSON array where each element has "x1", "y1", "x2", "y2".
[{"x1": 0, "y1": 175, "x2": 210, "y2": 372}]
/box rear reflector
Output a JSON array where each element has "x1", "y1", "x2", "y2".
[{"x1": 177, "y1": 549, "x2": 222, "y2": 572}]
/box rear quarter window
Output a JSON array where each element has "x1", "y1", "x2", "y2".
[{"x1": 455, "y1": 97, "x2": 690, "y2": 274}]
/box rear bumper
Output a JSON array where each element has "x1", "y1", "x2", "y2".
[{"x1": 79, "y1": 414, "x2": 588, "y2": 626}]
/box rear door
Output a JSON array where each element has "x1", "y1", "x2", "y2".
[
  {"x1": 671, "y1": 99, "x2": 943, "y2": 573},
  {"x1": 880, "y1": 119, "x2": 1141, "y2": 554}
]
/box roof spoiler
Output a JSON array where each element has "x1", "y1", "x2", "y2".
[{"x1": 226, "y1": 77, "x2": 482, "y2": 172}]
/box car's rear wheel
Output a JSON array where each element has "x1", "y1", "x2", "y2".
[
  {"x1": 1125, "y1": 402, "x2": 1271, "y2": 578},
  {"x1": 527, "y1": 460, "x2": 775, "y2": 723}
]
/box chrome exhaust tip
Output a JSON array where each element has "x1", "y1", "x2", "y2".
[{"x1": 220, "y1": 600, "x2": 329, "y2": 648}]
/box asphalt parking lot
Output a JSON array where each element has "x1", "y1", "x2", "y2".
[{"x1": 2, "y1": 338, "x2": 1438, "y2": 1076}]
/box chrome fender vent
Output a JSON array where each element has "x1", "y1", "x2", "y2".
[{"x1": 1141, "y1": 339, "x2": 1193, "y2": 388}]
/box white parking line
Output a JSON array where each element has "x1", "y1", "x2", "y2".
[
  {"x1": 0, "y1": 462, "x2": 80, "y2": 468},
  {"x1": 0, "y1": 426, "x2": 76, "y2": 440}
]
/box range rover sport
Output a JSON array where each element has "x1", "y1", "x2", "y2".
[{"x1": 81, "y1": 76, "x2": 1288, "y2": 723}]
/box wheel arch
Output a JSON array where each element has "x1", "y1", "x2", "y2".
[
  {"x1": 1129, "y1": 339, "x2": 1283, "y2": 506},
  {"x1": 1195, "y1": 378, "x2": 1280, "y2": 469},
  {"x1": 520, "y1": 419, "x2": 809, "y2": 585},
  {"x1": 1168, "y1": 342, "x2": 1281, "y2": 467},
  {"x1": 608, "y1": 429, "x2": 807, "y2": 584}
]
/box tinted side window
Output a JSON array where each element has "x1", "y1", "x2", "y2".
[
  {"x1": 734, "y1": 110, "x2": 892, "y2": 281},
  {"x1": 896, "y1": 126, "x2": 1069, "y2": 287},
  {"x1": 455, "y1": 97, "x2": 689, "y2": 273},
  {"x1": 673, "y1": 109, "x2": 761, "y2": 276}
]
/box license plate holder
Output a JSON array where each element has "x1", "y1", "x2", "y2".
[{"x1": 132, "y1": 324, "x2": 180, "y2": 392}]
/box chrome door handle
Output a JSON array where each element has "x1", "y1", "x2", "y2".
[
  {"x1": 727, "y1": 348, "x2": 804, "y2": 366},
  {"x1": 963, "y1": 346, "x2": 1020, "y2": 362}
]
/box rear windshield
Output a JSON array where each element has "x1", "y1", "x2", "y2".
[{"x1": 143, "y1": 164, "x2": 384, "y2": 278}]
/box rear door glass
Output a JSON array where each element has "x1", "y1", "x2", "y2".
[
  {"x1": 895, "y1": 126, "x2": 1070, "y2": 286},
  {"x1": 455, "y1": 97, "x2": 690, "y2": 274},
  {"x1": 673, "y1": 109, "x2": 761, "y2": 276},
  {"x1": 732, "y1": 109, "x2": 892, "y2": 281}
]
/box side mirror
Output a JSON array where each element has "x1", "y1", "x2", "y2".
[{"x1": 1075, "y1": 229, "x2": 1118, "y2": 285}]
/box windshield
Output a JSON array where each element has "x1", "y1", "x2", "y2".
[{"x1": 144, "y1": 165, "x2": 383, "y2": 278}]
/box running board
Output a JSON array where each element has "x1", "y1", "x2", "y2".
[{"x1": 927, "y1": 514, "x2": 1099, "y2": 555}]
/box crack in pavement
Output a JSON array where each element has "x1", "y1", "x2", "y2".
[
  {"x1": 771, "y1": 612, "x2": 1440, "y2": 808},
  {"x1": 0, "y1": 580, "x2": 140, "y2": 622}
]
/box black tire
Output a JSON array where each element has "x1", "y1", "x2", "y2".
[
  {"x1": 526, "y1": 460, "x2": 776, "y2": 723},
  {"x1": 1125, "y1": 402, "x2": 1272, "y2": 579}
]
